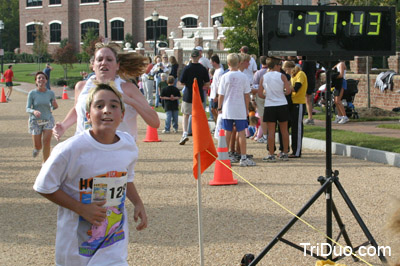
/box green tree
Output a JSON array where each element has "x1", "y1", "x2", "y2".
[
  {"x1": 81, "y1": 28, "x2": 101, "y2": 63},
  {"x1": 32, "y1": 22, "x2": 48, "y2": 71},
  {"x1": 123, "y1": 33, "x2": 134, "y2": 48},
  {"x1": 222, "y1": 0, "x2": 271, "y2": 55},
  {"x1": 52, "y1": 41, "x2": 77, "y2": 79},
  {"x1": 0, "y1": 0, "x2": 19, "y2": 52}
]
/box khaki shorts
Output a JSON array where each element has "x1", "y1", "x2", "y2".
[
  {"x1": 181, "y1": 101, "x2": 192, "y2": 115},
  {"x1": 255, "y1": 95, "x2": 265, "y2": 118}
]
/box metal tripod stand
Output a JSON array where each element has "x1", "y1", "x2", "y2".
[{"x1": 246, "y1": 61, "x2": 387, "y2": 265}]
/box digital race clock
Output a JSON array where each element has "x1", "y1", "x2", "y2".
[{"x1": 258, "y1": 5, "x2": 396, "y2": 58}]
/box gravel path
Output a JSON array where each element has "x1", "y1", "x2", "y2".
[{"x1": 1, "y1": 90, "x2": 400, "y2": 266}]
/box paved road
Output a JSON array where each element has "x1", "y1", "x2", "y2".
[{"x1": 1, "y1": 88, "x2": 400, "y2": 265}]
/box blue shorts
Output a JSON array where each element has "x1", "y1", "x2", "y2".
[
  {"x1": 221, "y1": 119, "x2": 248, "y2": 132},
  {"x1": 29, "y1": 116, "x2": 55, "y2": 135}
]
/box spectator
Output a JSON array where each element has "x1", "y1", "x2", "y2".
[
  {"x1": 160, "y1": 76, "x2": 181, "y2": 134},
  {"x1": 3, "y1": 65, "x2": 14, "y2": 101},
  {"x1": 43, "y1": 63, "x2": 53, "y2": 90}
]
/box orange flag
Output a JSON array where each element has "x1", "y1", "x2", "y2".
[{"x1": 192, "y1": 79, "x2": 217, "y2": 179}]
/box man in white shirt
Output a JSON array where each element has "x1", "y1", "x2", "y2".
[
  {"x1": 195, "y1": 46, "x2": 213, "y2": 70},
  {"x1": 239, "y1": 46, "x2": 257, "y2": 84},
  {"x1": 210, "y1": 54, "x2": 224, "y2": 122}
]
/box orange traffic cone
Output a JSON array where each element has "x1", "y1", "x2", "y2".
[
  {"x1": 62, "y1": 85, "x2": 69, "y2": 100},
  {"x1": 143, "y1": 125, "x2": 161, "y2": 142},
  {"x1": 209, "y1": 129, "x2": 238, "y2": 186},
  {"x1": 0, "y1": 87, "x2": 7, "y2": 103},
  {"x1": 0, "y1": 73, "x2": 4, "y2": 83}
]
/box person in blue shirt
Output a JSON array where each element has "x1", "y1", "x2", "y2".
[{"x1": 43, "y1": 63, "x2": 53, "y2": 90}]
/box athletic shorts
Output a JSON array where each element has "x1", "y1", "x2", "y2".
[
  {"x1": 222, "y1": 119, "x2": 248, "y2": 132},
  {"x1": 306, "y1": 81, "x2": 316, "y2": 95},
  {"x1": 6, "y1": 82, "x2": 13, "y2": 87},
  {"x1": 181, "y1": 101, "x2": 192, "y2": 115},
  {"x1": 263, "y1": 105, "x2": 290, "y2": 123},
  {"x1": 29, "y1": 116, "x2": 55, "y2": 135}
]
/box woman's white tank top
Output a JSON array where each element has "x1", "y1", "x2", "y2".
[
  {"x1": 75, "y1": 75, "x2": 138, "y2": 140},
  {"x1": 262, "y1": 71, "x2": 288, "y2": 107}
]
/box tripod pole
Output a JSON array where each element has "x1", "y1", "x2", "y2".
[{"x1": 325, "y1": 63, "x2": 334, "y2": 260}]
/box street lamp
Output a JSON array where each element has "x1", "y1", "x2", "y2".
[
  {"x1": 0, "y1": 20, "x2": 4, "y2": 74},
  {"x1": 151, "y1": 10, "x2": 159, "y2": 56},
  {"x1": 103, "y1": 0, "x2": 108, "y2": 39}
]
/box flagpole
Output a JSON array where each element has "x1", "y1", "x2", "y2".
[{"x1": 197, "y1": 153, "x2": 205, "y2": 266}]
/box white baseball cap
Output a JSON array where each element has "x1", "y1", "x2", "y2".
[{"x1": 195, "y1": 46, "x2": 203, "y2": 51}]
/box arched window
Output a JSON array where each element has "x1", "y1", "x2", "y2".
[
  {"x1": 50, "y1": 23, "x2": 61, "y2": 42},
  {"x1": 111, "y1": 20, "x2": 124, "y2": 41},
  {"x1": 27, "y1": 0, "x2": 42, "y2": 7},
  {"x1": 182, "y1": 17, "x2": 197, "y2": 28},
  {"x1": 212, "y1": 16, "x2": 224, "y2": 25},
  {"x1": 27, "y1": 24, "x2": 42, "y2": 43},
  {"x1": 146, "y1": 19, "x2": 167, "y2": 40},
  {"x1": 81, "y1": 21, "x2": 99, "y2": 41}
]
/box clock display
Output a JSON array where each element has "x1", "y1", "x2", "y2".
[{"x1": 259, "y1": 5, "x2": 396, "y2": 58}]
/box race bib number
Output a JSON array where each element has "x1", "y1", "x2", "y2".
[{"x1": 91, "y1": 175, "x2": 127, "y2": 207}]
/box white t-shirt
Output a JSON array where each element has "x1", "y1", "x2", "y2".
[
  {"x1": 76, "y1": 76, "x2": 138, "y2": 140},
  {"x1": 33, "y1": 130, "x2": 138, "y2": 266},
  {"x1": 218, "y1": 71, "x2": 251, "y2": 120},
  {"x1": 242, "y1": 57, "x2": 257, "y2": 85},
  {"x1": 210, "y1": 67, "x2": 224, "y2": 100},
  {"x1": 262, "y1": 71, "x2": 288, "y2": 107},
  {"x1": 199, "y1": 56, "x2": 212, "y2": 70}
]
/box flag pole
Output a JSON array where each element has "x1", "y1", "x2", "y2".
[{"x1": 197, "y1": 153, "x2": 205, "y2": 266}]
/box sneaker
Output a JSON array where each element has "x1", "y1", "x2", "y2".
[
  {"x1": 304, "y1": 118, "x2": 314, "y2": 125},
  {"x1": 179, "y1": 135, "x2": 189, "y2": 145},
  {"x1": 338, "y1": 116, "x2": 349, "y2": 124},
  {"x1": 6, "y1": 97, "x2": 11, "y2": 101},
  {"x1": 172, "y1": 128, "x2": 178, "y2": 134},
  {"x1": 279, "y1": 153, "x2": 289, "y2": 161},
  {"x1": 240, "y1": 157, "x2": 256, "y2": 167},
  {"x1": 333, "y1": 116, "x2": 341, "y2": 124},
  {"x1": 262, "y1": 155, "x2": 276, "y2": 162},
  {"x1": 257, "y1": 136, "x2": 267, "y2": 143},
  {"x1": 229, "y1": 153, "x2": 239, "y2": 163},
  {"x1": 162, "y1": 130, "x2": 170, "y2": 134},
  {"x1": 32, "y1": 149, "x2": 39, "y2": 158}
]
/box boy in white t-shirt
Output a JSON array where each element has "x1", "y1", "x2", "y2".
[
  {"x1": 217, "y1": 53, "x2": 255, "y2": 167},
  {"x1": 33, "y1": 83, "x2": 147, "y2": 266}
]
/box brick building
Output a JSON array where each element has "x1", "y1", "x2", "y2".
[{"x1": 19, "y1": 0, "x2": 331, "y2": 54}]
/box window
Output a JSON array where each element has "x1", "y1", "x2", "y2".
[
  {"x1": 146, "y1": 19, "x2": 167, "y2": 40},
  {"x1": 182, "y1": 17, "x2": 197, "y2": 28},
  {"x1": 49, "y1": 0, "x2": 61, "y2": 4},
  {"x1": 27, "y1": 24, "x2": 42, "y2": 43},
  {"x1": 27, "y1": 0, "x2": 42, "y2": 7},
  {"x1": 50, "y1": 23, "x2": 61, "y2": 42},
  {"x1": 212, "y1": 16, "x2": 223, "y2": 25},
  {"x1": 81, "y1": 0, "x2": 99, "y2": 3},
  {"x1": 111, "y1": 20, "x2": 124, "y2": 41},
  {"x1": 81, "y1": 22, "x2": 99, "y2": 41}
]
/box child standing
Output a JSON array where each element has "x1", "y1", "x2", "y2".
[
  {"x1": 160, "y1": 76, "x2": 181, "y2": 133},
  {"x1": 158, "y1": 73, "x2": 169, "y2": 108},
  {"x1": 218, "y1": 53, "x2": 255, "y2": 167},
  {"x1": 33, "y1": 83, "x2": 147, "y2": 266}
]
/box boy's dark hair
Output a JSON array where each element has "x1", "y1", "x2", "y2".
[
  {"x1": 167, "y1": 75, "x2": 175, "y2": 84},
  {"x1": 266, "y1": 57, "x2": 281, "y2": 69},
  {"x1": 35, "y1": 71, "x2": 48, "y2": 81},
  {"x1": 211, "y1": 54, "x2": 220, "y2": 64},
  {"x1": 249, "y1": 116, "x2": 259, "y2": 126},
  {"x1": 8, "y1": 65, "x2": 12, "y2": 69},
  {"x1": 260, "y1": 56, "x2": 267, "y2": 66}
]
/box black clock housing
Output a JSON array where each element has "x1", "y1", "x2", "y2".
[{"x1": 258, "y1": 5, "x2": 396, "y2": 58}]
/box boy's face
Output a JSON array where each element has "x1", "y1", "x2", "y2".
[
  {"x1": 86, "y1": 90, "x2": 124, "y2": 133},
  {"x1": 242, "y1": 60, "x2": 250, "y2": 69}
]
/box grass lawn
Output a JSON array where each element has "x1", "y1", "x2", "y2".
[
  {"x1": 3, "y1": 63, "x2": 91, "y2": 84},
  {"x1": 312, "y1": 107, "x2": 400, "y2": 122},
  {"x1": 304, "y1": 125, "x2": 400, "y2": 153},
  {"x1": 377, "y1": 123, "x2": 400, "y2": 130}
]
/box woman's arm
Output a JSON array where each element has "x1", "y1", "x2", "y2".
[
  {"x1": 52, "y1": 81, "x2": 86, "y2": 140},
  {"x1": 282, "y1": 74, "x2": 293, "y2": 95},
  {"x1": 122, "y1": 82, "x2": 160, "y2": 128},
  {"x1": 126, "y1": 182, "x2": 147, "y2": 231},
  {"x1": 257, "y1": 77, "x2": 265, "y2": 99}
]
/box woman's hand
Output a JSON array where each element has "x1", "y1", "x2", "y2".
[
  {"x1": 33, "y1": 110, "x2": 41, "y2": 118},
  {"x1": 53, "y1": 122, "x2": 66, "y2": 141}
]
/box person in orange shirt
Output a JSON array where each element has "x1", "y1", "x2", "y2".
[{"x1": 4, "y1": 65, "x2": 14, "y2": 101}]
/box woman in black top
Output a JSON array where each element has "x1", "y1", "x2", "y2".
[{"x1": 169, "y1": 56, "x2": 179, "y2": 86}]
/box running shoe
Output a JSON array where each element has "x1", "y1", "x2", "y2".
[
  {"x1": 262, "y1": 155, "x2": 276, "y2": 162},
  {"x1": 32, "y1": 149, "x2": 39, "y2": 158},
  {"x1": 338, "y1": 117, "x2": 349, "y2": 124},
  {"x1": 239, "y1": 157, "x2": 256, "y2": 167},
  {"x1": 304, "y1": 119, "x2": 315, "y2": 125},
  {"x1": 179, "y1": 135, "x2": 189, "y2": 145}
]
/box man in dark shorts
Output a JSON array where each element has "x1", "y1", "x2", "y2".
[{"x1": 4, "y1": 65, "x2": 14, "y2": 101}]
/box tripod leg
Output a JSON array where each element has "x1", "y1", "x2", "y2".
[
  {"x1": 334, "y1": 179, "x2": 387, "y2": 263},
  {"x1": 249, "y1": 178, "x2": 333, "y2": 265}
]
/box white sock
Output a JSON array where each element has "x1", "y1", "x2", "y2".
[{"x1": 241, "y1": 155, "x2": 247, "y2": 160}]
